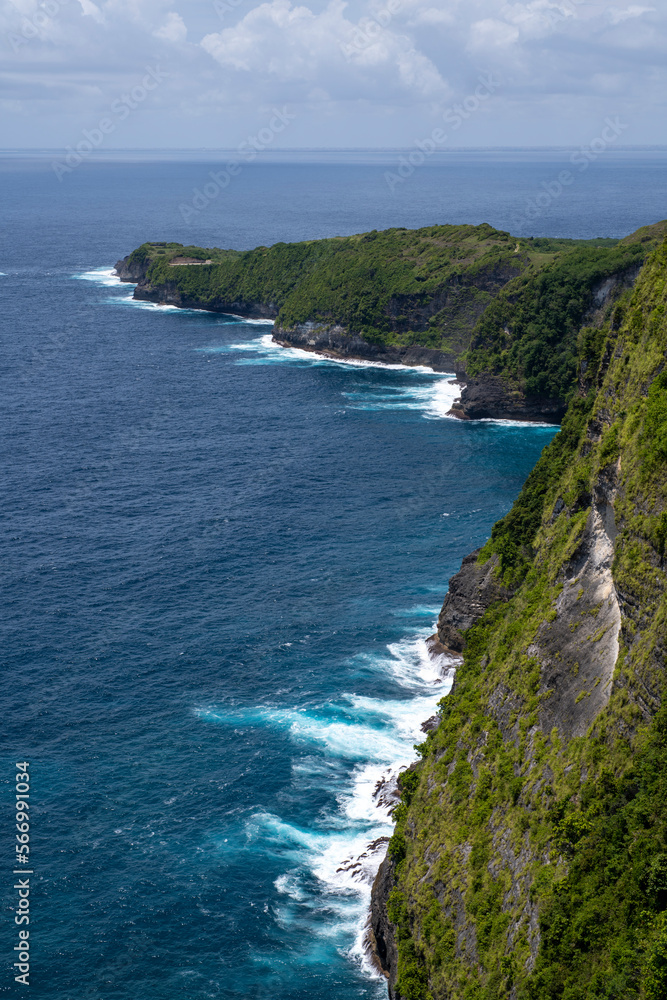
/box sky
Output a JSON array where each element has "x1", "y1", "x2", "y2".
[{"x1": 1, "y1": 0, "x2": 665, "y2": 149}]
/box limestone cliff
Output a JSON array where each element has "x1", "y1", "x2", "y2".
[{"x1": 371, "y1": 239, "x2": 667, "y2": 1000}]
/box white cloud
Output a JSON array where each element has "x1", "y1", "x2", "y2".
[
  {"x1": 0, "y1": 0, "x2": 665, "y2": 146},
  {"x1": 500, "y1": 1, "x2": 573, "y2": 38},
  {"x1": 201, "y1": 0, "x2": 450, "y2": 102},
  {"x1": 78, "y1": 0, "x2": 105, "y2": 24},
  {"x1": 153, "y1": 11, "x2": 187, "y2": 41},
  {"x1": 467, "y1": 18, "x2": 520, "y2": 51},
  {"x1": 608, "y1": 5, "x2": 656, "y2": 25}
]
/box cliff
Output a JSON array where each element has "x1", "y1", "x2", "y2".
[
  {"x1": 370, "y1": 239, "x2": 667, "y2": 999},
  {"x1": 115, "y1": 226, "x2": 659, "y2": 412},
  {"x1": 451, "y1": 229, "x2": 666, "y2": 423}
]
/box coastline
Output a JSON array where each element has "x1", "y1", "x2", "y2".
[
  {"x1": 361, "y1": 636, "x2": 461, "y2": 982},
  {"x1": 113, "y1": 261, "x2": 564, "y2": 427},
  {"x1": 114, "y1": 223, "x2": 664, "y2": 429}
]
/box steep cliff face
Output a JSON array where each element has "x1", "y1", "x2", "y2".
[
  {"x1": 435, "y1": 551, "x2": 511, "y2": 655},
  {"x1": 115, "y1": 253, "x2": 151, "y2": 283},
  {"x1": 134, "y1": 280, "x2": 279, "y2": 319},
  {"x1": 372, "y1": 240, "x2": 667, "y2": 1000},
  {"x1": 451, "y1": 239, "x2": 658, "y2": 422},
  {"x1": 449, "y1": 375, "x2": 567, "y2": 423}
]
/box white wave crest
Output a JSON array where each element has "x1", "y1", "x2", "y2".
[
  {"x1": 477, "y1": 416, "x2": 560, "y2": 429},
  {"x1": 109, "y1": 289, "x2": 185, "y2": 311},
  {"x1": 227, "y1": 315, "x2": 275, "y2": 325},
  {"x1": 222, "y1": 334, "x2": 442, "y2": 372},
  {"x1": 208, "y1": 334, "x2": 460, "y2": 418},
  {"x1": 73, "y1": 267, "x2": 123, "y2": 286},
  {"x1": 343, "y1": 377, "x2": 459, "y2": 419},
  {"x1": 197, "y1": 624, "x2": 455, "y2": 983}
]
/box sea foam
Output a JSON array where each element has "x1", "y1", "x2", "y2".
[
  {"x1": 198, "y1": 627, "x2": 456, "y2": 983},
  {"x1": 73, "y1": 266, "x2": 123, "y2": 286},
  {"x1": 223, "y1": 334, "x2": 441, "y2": 372}
]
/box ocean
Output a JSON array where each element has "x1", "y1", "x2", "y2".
[{"x1": 1, "y1": 150, "x2": 665, "y2": 999}]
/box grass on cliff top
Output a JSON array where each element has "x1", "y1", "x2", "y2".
[{"x1": 386, "y1": 239, "x2": 667, "y2": 1000}]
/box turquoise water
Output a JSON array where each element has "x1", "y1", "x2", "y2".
[{"x1": 1, "y1": 152, "x2": 664, "y2": 998}]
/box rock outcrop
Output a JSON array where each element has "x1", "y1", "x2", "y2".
[
  {"x1": 435, "y1": 551, "x2": 512, "y2": 653},
  {"x1": 370, "y1": 855, "x2": 399, "y2": 993},
  {"x1": 449, "y1": 377, "x2": 566, "y2": 423},
  {"x1": 114, "y1": 255, "x2": 150, "y2": 283},
  {"x1": 134, "y1": 279, "x2": 279, "y2": 319}
]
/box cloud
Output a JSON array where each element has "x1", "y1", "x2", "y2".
[
  {"x1": 78, "y1": 0, "x2": 106, "y2": 24},
  {"x1": 0, "y1": 0, "x2": 665, "y2": 146},
  {"x1": 467, "y1": 17, "x2": 520, "y2": 51},
  {"x1": 608, "y1": 5, "x2": 656, "y2": 26},
  {"x1": 407, "y1": 8, "x2": 455, "y2": 27},
  {"x1": 201, "y1": 0, "x2": 450, "y2": 103},
  {"x1": 153, "y1": 11, "x2": 187, "y2": 42}
]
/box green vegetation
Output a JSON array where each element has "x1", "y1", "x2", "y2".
[
  {"x1": 127, "y1": 225, "x2": 661, "y2": 375},
  {"x1": 528, "y1": 708, "x2": 667, "y2": 999},
  {"x1": 641, "y1": 371, "x2": 667, "y2": 473},
  {"x1": 384, "y1": 239, "x2": 667, "y2": 999},
  {"x1": 479, "y1": 393, "x2": 596, "y2": 585},
  {"x1": 465, "y1": 242, "x2": 648, "y2": 402},
  {"x1": 131, "y1": 224, "x2": 539, "y2": 354}
]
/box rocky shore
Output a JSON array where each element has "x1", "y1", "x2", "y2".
[
  {"x1": 272, "y1": 324, "x2": 460, "y2": 373},
  {"x1": 115, "y1": 224, "x2": 659, "y2": 425},
  {"x1": 448, "y1": 376, "x2": 566, "y2": 424},
  {"x1": 115, "y1": 253, "x2": 570, "y2": 421}
]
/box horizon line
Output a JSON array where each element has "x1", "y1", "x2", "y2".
[{"x1": 2, "y1": 144, "x2": 667, "y2": 153}]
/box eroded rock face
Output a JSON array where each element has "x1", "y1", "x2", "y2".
[
  {"x1": 371, "y1": 471, "x2": 625, "y2": 995},
  {"x1": 436, "y1": 550, "x2": 512, "y2": 653},
  {"x1": 114, "y1": 255, "x2": 150, "y2": 283},
  {"x1": 449, "y1": 376, "x2": 565, "y2": 424},
  {"x1": 370, "y1": 854, "x2": 398, "y2": 996},
  {"x1": 135, "y1": 280, "x2": 279, "y2": 319},
  {"x1": 273, "y1": 324, "x2": 458, "y2": 373},
  {"x1": 535, "y1": 476, "x2": 621, "y2": 737}
]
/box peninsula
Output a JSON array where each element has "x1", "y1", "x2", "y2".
[{"x1": 116, "y1": 221, "x2": 665, "y2": 422}]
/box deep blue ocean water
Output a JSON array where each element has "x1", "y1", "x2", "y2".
[{"x1": 1, "y1": 151, "x2": 665, "y2": 999}]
